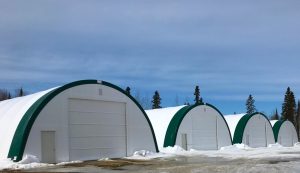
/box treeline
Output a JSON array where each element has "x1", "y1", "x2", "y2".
[
  {"x1": 128, "y1": 85, "x2": 300, "y2": 127},
  {"x1": 130, "y1": 85, "x2": 300, "y2": 139},
  {"x1": 125, "y1": 85, "x2": 203, "y2": 109},
  {"x1": 245, "y1": 87, "x2": 300, "y2": 139},
  {"x1": 245, "y1": 87, "x2": 299, "y2": 123},
  {"x1": 0, "y1": 88, "x2": 26, "y2": 101}
]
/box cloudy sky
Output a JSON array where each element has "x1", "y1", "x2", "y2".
[{"x1": 1, "y1": 0, "x2": 300, "y2": 115}]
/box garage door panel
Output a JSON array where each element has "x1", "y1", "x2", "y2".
[
  {"x1": 192, "y1": 116, "x2": 215, "y2": 127},
  {"x1": 70, "y1": 148, "x2": 126, "y2": 160},
  {"x1": 68, "y1": 99, "x2": 127, "y2": 160},
  {"x1": 69, "y1": 99, "x2": 125, "y2": 114},
  {"x1": 70, "y1": 136, "x2": 126, "y2": 149},
  {"x1": 69, "y1": 112, "x2": 125, "y2": 125},
  {"x1": 192, "y1": 133, "x2": 216, "y2": 150},
  {"x1": 70, "y1": 124, "x2": 126, "y2": 137}
]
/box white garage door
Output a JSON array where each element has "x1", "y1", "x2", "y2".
[
  {"x1": 192, "y1": 115, "x2": 217, "y2": 150},
  {"x1": 244, "y1": 116, "x2": 267, "y2": 147},
  {"x1": 68, "y1": 99, "x2": 127, "y2": 161}
]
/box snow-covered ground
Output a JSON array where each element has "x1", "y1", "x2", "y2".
[
  {"x1": 130, "y1": 143, "x2": 300, "y2": 160},
  {"x1": 3, "y1": 143, "x2": 300, "y2": 171}
]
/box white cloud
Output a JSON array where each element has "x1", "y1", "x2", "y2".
[{"x1": 0, "y1": 0, "x2": 300, "y2": 114}]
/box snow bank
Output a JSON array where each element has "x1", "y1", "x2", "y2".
[
  {"x1": 3, "y1": 145, "x2": 300, "y2": 170},
  {"x1": 0, "y1": 155, "x2": 52, "y2": 170},
  {"x1": 220, "y1": 144, "x2": 251, "y2": 151},
  {"x1": 126, "y1": 150, "x2": 169, "y2": 160},
  {"x1": 157, "y1": 144, "x2": 300, "y2": 160},
  {"x1": 0, "y1": 155, "x2": 84, "y2": 170},
  {"x1": 160, "y1": 145, "x2": 185, "y2": 154},
  {"x1": 294, "y1": 142, "x2": 300, "y2": 147},
  {"x1": 133, "y1": 150, "x2": 155, "y2": 157},
  {"x1": 268, "y1": 143, "x2": 283, "y2": 148}
]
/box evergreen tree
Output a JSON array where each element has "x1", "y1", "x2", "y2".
[
  {"x1": 281, "y1": 87, "x2": 296, "y2": 124},
  {"x1": 15, "y1": 87, "x2": 25, "y2": 97},
  {"x1": 194, "y1": 85, "x2": 203, "y2": 104},
  {"x1": 296, "y1": 100, "x2": 300, "y2": 139},
  {"x1": 270, "y1": 109, "x2": 279, "y2": 120},
  {"x1": 152, "y1": 90, "x2": 162, "y2": 109},
  {"x1": 184, "y1": 102, "x2": 190, "y2": 106},
  {"x1": 184, "y1": 97, "x2": 190, "y2": 106},
  {"x1": 246, "y1": 94, "x2": 257, "y2": 114},
  {"x1": 125, "y1": 87, "x2": 131, "y2": 95},
  {"x1": 19, "y1": 88, "x2": 24, "y2": 96},
  {"x1": 0, "y1": 89, "x2": 10, "y2": 101}
]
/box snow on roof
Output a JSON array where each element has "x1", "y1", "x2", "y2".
[
  {"x1": 0, "y1": 87, "x2": 58, "y2": 159},
  {"x1": 270, "y1": 120, "x2": 278, "y2": 127},
  {"x1": 146, "y1": 105, "x2": 186, "y2": 149},
  {"x1": 224, "y1": 113, "x2": 246, "y2": 139}
]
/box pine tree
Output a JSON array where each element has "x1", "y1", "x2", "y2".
[
  {"x1": 184, "y1": 97, "x2": 190, "y2": 106},
  {"x1": 152, "y1": 91, "x2": 162, "y2": 109},
  {"x1": 246, "y1": 94, "x2": 257, "y2": 114},
  {"x1": 0, "y1": 89, "x2": 10, "y2": 101},
  {"x1": 270, "y1": 109, "x2": 279, "y2": 120},
  {"x1": 15, "y1": 87, "x2": 25, "y2": 97},
  {"x1": 281, "y1": 87, "x2": 296, "y2": 124},
  {"x1": 125, "y1": 87, "x2": 131, "y2": 95},
  {"x1": 194, "y1": 85, "x2": 203, "y2": 104},
  {"x1": 296, "y1": 100, "x2": 300, "y2": 139}
]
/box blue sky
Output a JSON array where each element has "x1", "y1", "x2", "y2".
[{"x1": 1, "y1": 0, "x2": 300, "y2": 115}]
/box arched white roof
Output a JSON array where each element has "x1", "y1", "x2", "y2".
[
  {"x1": 146, "y1": 105, "x2": 186, "y2": 149},
  {"x1": 0, "y1": 80, "x2": 159, "y2": 161},
  {"x1": 270, "y1": 120, "x2": 278, "y2": 127},
  {"x1": 147, "y1": 104, "x2": 232, "y2": 150},
  {"x1": 0, "y1": 87, "x2": 57, "y2": 159},
  {"x1": 224, "y1": 113, "x2": 246, "y2": 139},
  {"x1": 225, "y1": 112, "x2": 275, "y2": 147},
  {"x1": 272, "y1": 120, "x2": 298, "y2": 146}
]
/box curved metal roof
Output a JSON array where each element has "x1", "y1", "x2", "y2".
[
  {"x1": 272, "y1": 120, "x2": 298, "y2": 142},
  {"x1": 163, "y1": 103, "x2": 232, "y2": 147},
  {"x1": 232, "y1": 112, "x2": 274, "y2": 144},
  {"x1": 0, "y1": 79, "x2": 158, "y2": 161}
]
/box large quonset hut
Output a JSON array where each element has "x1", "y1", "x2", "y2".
[
  {"x1": 0, "y1": 80, "x2": 158, "y2": 163},
  {"x1": 271, "y1": 120, "x2": 298, "y2": 147},
  {"x1": 225, "y1": 113, "x2": 275, "y2": 147},
  {"x1": 146, "y1": 104, "x2": 232, "y2": 151}
]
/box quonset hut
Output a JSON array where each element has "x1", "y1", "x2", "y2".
[
  {"x1": 271, "y1": 120, "x2": 298, "y2": 147},
  {"x1": 225, "y1": 113, "x2": 275, "y2": 147},
  {"x1": 146, "y1": 104, "x2": 232, "y2": 151},
  {"x1": 0, "y1": 80, "x2": 158, "y2": 163}
]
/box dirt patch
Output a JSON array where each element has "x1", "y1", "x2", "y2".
[{"x1": 62, "y1": 158, "x2": 156, "y2": 168}]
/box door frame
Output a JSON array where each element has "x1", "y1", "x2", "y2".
[{"x1": 41, "y1": 131, "x2": 56, "y2": 163}]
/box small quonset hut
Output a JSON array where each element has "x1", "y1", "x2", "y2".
[
  {"x1": 146, "y1": 104, "x2": 232, "y2": 151},
  {"x1": 225, "y1": 113, "x2": 275, "y2": 147},
  {"x1": 271, "y1": 120, "x2": 298, "y2": 147},
  {"x1": 0, "y1": 80, "x2": 158, "y2": 163}
]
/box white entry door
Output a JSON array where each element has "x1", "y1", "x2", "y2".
[
  {"x1": 41, "y1": 131, "x2": 56, "y2": 163},
  {"x1": 181, "y1": 133, "x2": 187, "y2": 150}
]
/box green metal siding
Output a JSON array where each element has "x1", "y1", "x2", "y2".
[
  {"x1": 272, "y1": 120, "x2": 285, "y2": 142},
  {"x1": 8, "y1": 80, "x2": 158, "y2": 161}
]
